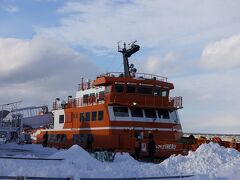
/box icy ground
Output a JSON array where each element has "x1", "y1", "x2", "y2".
[{"x1": 0, "y1": 143, "x2": 240, "y2": 180}]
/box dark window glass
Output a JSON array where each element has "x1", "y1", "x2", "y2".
[
  {"x1": 59, "y1": 115, "x2": 64, "y2": 123},
  {"x1": 113, "y1": 107, "x2": 129, "y2": 117},
  {"x1": 83, "y1": 94, "x2": 89, "y2": 103},
  {"x1": 80, "y1": 134, "x2": 86, "y2": 143},
  {"x1": 153, "y1": 88, "x2": 161, "y2": 96},
  {"x1": 126, "y1": 85, "x2": 136, "y2": 93},
  {"x1": 144, "y1": 109, "x2": 156, "y2": 118},
  {"x1": 157, "y1": 109, "x2": 169, "y2": 119},
  {"x1": 98, "y1": 91, "x2": 104, "y2": 101},
  {"x1": 130, "y1": 108, "x2": 143, "y2": 117},
  {"x1": 138, "y1": 86, "x2": 153, "y2": 94},
  {"x1": 80, "y1": 113, "x2": 84, "y2": 122},
  {"x1": 115, "y1": 84, "x2": 124, "y2": 93},
  {"x1": 48, "y1": 134, "x2": 56, "y2": 143},
  {"x1": 98, "y1": 111, "x2": 104, "y2": 120},
  {"x1": 90, "y1": 93, "x2": 95, "y2": 97},
  {"x1": 56, "y1": 134, "x2": 61, "y2": 143},
  {"x1": 61, "y1": 134, "x2": 67, "y2": 143},
  {"x1": 73, "y1": 134, "x2": 79, "y2": 144},
  {"x1": 162, "y1": 90, "x2": 168, "y2": 97},
  {"x1": 85, "y1": 112, "x2": 90, "y2": 121},
  {"x1": 92, "y1": 111, "x2": 97, "y2": 121}
]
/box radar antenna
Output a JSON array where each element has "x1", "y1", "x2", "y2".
[{"x1": 118, "y1": 41, "x2": 140, "y2": 77}]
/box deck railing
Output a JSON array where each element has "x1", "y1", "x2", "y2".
[
  {"x1": 98, "y1": 72, "x2": 168, "y2": 82},
  {"x1": 53, "y1": 93, "x2": 182, "y2": 110}
]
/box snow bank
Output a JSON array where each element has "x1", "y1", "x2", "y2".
[
  {"x1": 161, "y1": 142, "x2": 240, "y2": 178},
  {"x1": 0, "y1": 143, "x2": 240, "y2": 179}
]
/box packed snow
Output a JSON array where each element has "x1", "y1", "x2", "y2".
[{"x1": 0, "y1": 142, "x2": 240, "y2": 179}]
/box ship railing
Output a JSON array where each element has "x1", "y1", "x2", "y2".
[
  {"x1": 52, "y1": 96, "x2": 105, "y2": 110},
  {"x1": 52, "y1": 94, "x2": 183, "y2": 110},
  {"x1": 99, "y1": 72, "x2": 168, "y2": 82},
  {"x1": 78, "y1": 81, "x2": 94, "y2": 91},
  {"x1": 170, "y1": 96, "x2": 183, "y2": 109}
]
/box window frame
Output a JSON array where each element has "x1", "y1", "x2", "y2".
[
  {"x1": 98, "y1": 111, "x2": 104, "y2": 121},
  {"x1": 59, "y1": 115, "x2": 64, "y2": 124},
  {"x1": 144, "y1": 109, "x2": 157, "y2": 118},
  {"x1": 92, "y1": 111, "x2": 97, "y2": 121},
  {"x1": 113, "y1": 106, "x2": 129, "y2": 117}
]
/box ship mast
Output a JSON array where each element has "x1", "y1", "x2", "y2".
[{"x1": 118, "y1": 41, "x2": 140, "y2": 77}]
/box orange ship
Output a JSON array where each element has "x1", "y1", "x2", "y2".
[{"x1": 36, "y1": 42, "x2": 240, "y2": 160}]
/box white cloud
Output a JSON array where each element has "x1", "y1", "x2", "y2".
[
  {"x1": 200, "y1": 34, "x2": 240, "y2": 70},
  {"x1": 0, "y1": 36, "x2": 100, "y2": 106},
  {"x1": 3, "y1": 5, "x2": 19, "y2": 13},
  {"x1": 144, "y1": 52, "x2": 194, "y2": 77},
  {"x1": 38, "y1": 0, "x2": 240, "y2": 53},
  {"x1": 173, "y1": 70, "x2": 240, "y2": 134},
  {"x1": 0, "y1": 38, "x2": 31, "y2": 76}
]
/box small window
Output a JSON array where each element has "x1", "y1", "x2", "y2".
[
  {"x1": 144, "y1": 109, "x2": 156, "y2": 118},
  {"x1": 61, "y1": 134, "x2": 67, "y2": 143},
  {"x1": 73, "y1": 134, "x2": 79, "y2": 144},
  {"x1": 92, "y1": 111, "x2": 97, "y2": 121},
  {"x1": 98, "y1": 111, "x2": 104, "y2": 120},
  {"x1": 138, "y1": 86, "x2": 153, "y2": 95},
  {"x1": 56, "y1": 134, "x2": 61, "y2": 143},
  {"x1": 130, "y1": 108, "x2": 143, "y2": 117},
  {"x1": 162, "y1": 90, "x2": 167, "y2": 97},
  {"x1": 153, "y1": 88, "x2": 161, "y2": 96},
  {"x1": 59, "y1": 115, "x2": 64, "y2": 123},
  {"x1": 90, "y1": 93, "x2": 95, "y2": 97},
  {"x1": 80, "y1": 113, "x2": 84, "y2": 122},
  {"x1": 126, "y1": 85, "x2": 136, "y2": 93},
  {"x1": 115, "y1": 84, "x2": 124, "y2": 93},
  {"x1": 98, "y1": 91, "x2": 104, "y2": 101},
  {"x1": 83, "y1": 94, "x2": 89, "y2": 103},
  {"x1": 48, "y1": 134, "x2": 56, "y2": 143},
  {"x1": 105, "y1": 85, "x2": 111, "y2": 93},
  {"x1": 113, "y1": 107, "x2": 129, "y2": 117},
  {"x1": 85, "y1": 112, "x2": 90, "y2": 121},
  {"x1": 157, "y1": 109, "x2": 169, "y2": 119}
]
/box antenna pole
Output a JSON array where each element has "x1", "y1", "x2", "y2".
[{"x1": 118, "y1": 41, "x2": 140, "y2": 77}]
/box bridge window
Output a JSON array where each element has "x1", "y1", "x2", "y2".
[
  {"x1": 126, "y1": 85, "x2": 136, "y2": 93},
  {"x1": 92, "y1": 111, "x2": 97, "y2": 121},
  {"x1": 170, "y1": 110, "x2": 178, "y2": 121},
  {"x1": 144, "y1": 109, "x2": 156, "y2": 118},
  {"x1": 113, "y1": 107, "x2": 129, "y2": 117},
  {"x1": 153, "y1": 88, "x2": 161, "y2": 96},
  {"x1": 105, "y1": 85, "x2": 111, "y2": 93},
  {"x1": 115, "y1": 84, "x2": 125, "y2": 93},
  {"x1": 157, "y1": 109, "x2": 169, "y2": 119},
  {"x1": 162, "y1": 90, "x2": 168, "y2": 97},
  {"x1": 138, "y1": 86, "x2": 152, "y2": 95},
  {"x1": 59, "y1": 115, "x2": 64, "y2": 123},
  {"x1": 85, "y1": 112, "x2": 90, "y2": 121},
  {"x1": 130, "y1": 108, "x2": 143, "y2": 117},
  {"x1": 80, "y1": 113, "x2": 84, "y2": 122},
  {"x1": 98, "y1": 111, "x2": 104, "y2": 120}
]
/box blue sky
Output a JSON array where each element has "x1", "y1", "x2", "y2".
[{"x1": 0, "y1": 0, "x2": 240, "y2": 134}]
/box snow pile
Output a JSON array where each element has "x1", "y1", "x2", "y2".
[
  {"x1": 0, "y1": 143, "x2": 240, "y2": 179},
  {"x1": 161, "y1": 142, "x2": 240, "y2": 177}
]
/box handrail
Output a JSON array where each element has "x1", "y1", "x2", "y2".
[
  {"x1": 98, "y1": 72, "x2": 168, "y2": 82},
  {"x1": 53, "y1": 93, "x2": 183, "y2": 110}
]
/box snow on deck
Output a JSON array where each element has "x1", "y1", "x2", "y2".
[{"x1": 0, "y1": 142, "x2": 239, "y2": 179}]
